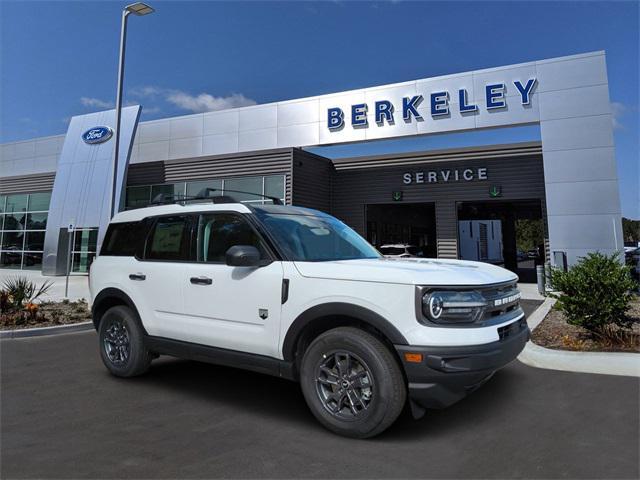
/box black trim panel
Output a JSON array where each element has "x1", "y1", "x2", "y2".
[
  {"x1": 395, "y1": 319, "x2": 529, "y2": 409},
  {"x1": 91, "y1": 288, "x2": 146, "y2": 334},
  {"x1": 281, "y1": 302, "x2": 408, "y2": 361},
  {"x1": 281, "y1": 279, "x2": 290, "y2": 304},
  {"x1": 145, "y1": 336, "x2": 296, "y2": 381}
]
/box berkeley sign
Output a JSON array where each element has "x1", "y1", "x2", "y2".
[{"x1": 327, "y1": 79, "x2": 537, "y2": 130}]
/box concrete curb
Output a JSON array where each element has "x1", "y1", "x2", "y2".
[
  {"x1": 0, "y1": 321, "x2": 93, "y2": 339},
  {"x1": 519, "y1": 297, "x2": 640, "y2": 378}
]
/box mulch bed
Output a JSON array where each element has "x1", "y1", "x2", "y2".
[
  {"x1": 531, "y1": 297, "x2": 640, "y2": 353},
  {"x1": 0, "y1": 300, "x2": 91, "y2": 330}
]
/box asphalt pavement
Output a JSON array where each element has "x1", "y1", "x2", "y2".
[{"x1": 1, "y1": 302, "x2": 638, "y2": 479}]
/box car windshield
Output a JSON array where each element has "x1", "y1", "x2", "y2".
[{"x1": 258, "y1": 213, "x2": 381, "y2": 262}]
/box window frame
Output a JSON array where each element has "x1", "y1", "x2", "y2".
[
  {"x1": 0, "y1": 191, "x2": 50, "y2": 270},
  {"x1": 195, "y1": 212, "x2": 275, "y2": 265},
  {"x1": 141, "y1": 214, "x2": 196, "y2": 263}
]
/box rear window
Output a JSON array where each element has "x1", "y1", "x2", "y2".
[
  {"x1": 145, "y1": 215, "x2": 192, "y2": 262},
  {"x1": 100, "y1": 221, "x2": 150, "y2": 256}
]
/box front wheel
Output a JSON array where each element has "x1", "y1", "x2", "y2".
[
  {"x1": 98, "y1": 305, "x2": 151, "y2": 378},
  {"x1": 299, "y1": 327, "x2": 406, "y2": 438}
]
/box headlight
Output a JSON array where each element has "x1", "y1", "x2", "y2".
[{"x1": 422, "y1": 290, "x2": 487, "y2": 324}]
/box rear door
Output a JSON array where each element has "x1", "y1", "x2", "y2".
[
  {"x1": 132, "y1": 214, "x2": 194, "y2": 338},
  {"x1": 181, "y1": 212, "x2": 283, "y2": 357}
]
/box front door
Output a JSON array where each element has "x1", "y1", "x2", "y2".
[{"x1": 182, "y1": 212, "x2": 283, "y2": 357}]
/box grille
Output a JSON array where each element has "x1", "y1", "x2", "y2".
[{"x1": 498, "y1": 317, "x2": 527, "y2": 340}]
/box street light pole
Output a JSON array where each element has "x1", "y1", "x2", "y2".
[
  {"x1": 110, "y1": 9, "x2": 130, "y2": 219},
  {"x1": 110, "y1": 3, "x2": 154, "y2": 219}
]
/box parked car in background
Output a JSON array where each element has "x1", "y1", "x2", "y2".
[
  {"x1": 624, "y1": 245, "x2": 640, "y2": 282},
  {"x1": 379, "y1": 244, "x2": 423, "y2": 258}
]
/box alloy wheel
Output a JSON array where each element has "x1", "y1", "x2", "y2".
[
  {"x1": 103, "y1": 319, "x2": 130, "y2": 366},
  {"x1": 315, "y1": 350, "x2": 374, "y2": 419}
]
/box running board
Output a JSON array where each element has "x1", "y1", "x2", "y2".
[{"x1": 145, "y1": 335, "x2": 296, "y2": 381}]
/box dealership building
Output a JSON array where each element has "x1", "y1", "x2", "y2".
[{"x1": 0, "y1": 51, "x2": 624, "y2": 281}]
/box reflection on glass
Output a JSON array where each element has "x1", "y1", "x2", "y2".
[
  {"x1": 151, "y1": 183, "x2": 185, "y2": 203},
  {"x1": 224, "y1": 177, "x2": 263, "y2": 202},
  {"x1": 126, "y1": 186, "x2": 151, "y2": 209},
  {"x1": 0, "y1": 251, "x2": 23, "y2": 268},
  {"x1": 73, "y1": 229, "x2": 98, "y2": 252},
  {"x1": 25, "y1": 231, "x2": 45, "y2": 251},
  {"x1": 5, "y1": 194, "x2": 28, "y2": 213},
  {"x1": 186, "y1": 179, "x2": 223, "y2": 198},
  {"x1": 1, "y1": 231, "x2": 24, "y2": 249},
  {"x1": 72, "y1": 252, "x2": 96, "y2": 273},
  {"x1": 28, "y1": 192, "x2": 51, "y2": 211},
  {"x1": 0, "y1": 191, "x2": 50, "y2": 270},
  {"x1": 2, "y1": 213, "x2": 25, "y2": 230},
  {"x1": 22, "y1": 252, "x2": 43, "y2": 270},
  {"x1": 264, "y1": 175, "x2": 285, "y2": 201},
  {"x1": 27, "y1": 212, "x2": 48, "y2": 230}
]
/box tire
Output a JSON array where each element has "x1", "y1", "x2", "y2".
[
  {"x1": 98, "y1": 305, "x2": 151, "y2": 378},
  {"x1": 299, "y1": 327, "x2": 406, "y2": 438}
]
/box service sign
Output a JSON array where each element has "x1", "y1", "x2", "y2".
[{"x1": 82, "y1": 126, "x2": 113, "y2": 144}]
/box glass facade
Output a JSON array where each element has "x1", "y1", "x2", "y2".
[
  {"x1": 0, "y1": 192, "x2": 51, "y2": 270},
  {"x1": 71, "y1": 228, "x2": 98, "y2": 273},
  {"x1": 125, "y1": 175, "x2": 286, "y2": 210}
]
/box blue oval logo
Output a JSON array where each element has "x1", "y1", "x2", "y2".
[{"x1": 82, "y1": 126, "x2": 113, "y2": 144}]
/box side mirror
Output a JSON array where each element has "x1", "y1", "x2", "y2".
[{"x1": 225, "y1": 245, "x2": 261, "y2": 267}]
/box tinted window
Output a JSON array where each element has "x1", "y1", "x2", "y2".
[
  {"x1": 198, "y1": 213, "x2": 266, "y2": 263},
  {"x1": 258, "y1": 213, "x2": 381, "y2": 262},
  {"x1": 379, "y1": 247, "x2": 405, "y2": 256},
  {"x1": 101, "y1": 221, "x2": 150, "y2": 256},
  {"x1": 146, "y1": 216, "x2": 191, "y2": 261}
]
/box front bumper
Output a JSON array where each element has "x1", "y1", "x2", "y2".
[{"x1": 395, "y1": 317, "x2": 529, "y2": 411}]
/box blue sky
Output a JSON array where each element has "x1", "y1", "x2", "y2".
[{"x1": 1, "y1": 1, "x2": 638, "y2": 218}]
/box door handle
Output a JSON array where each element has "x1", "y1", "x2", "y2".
[
  {"x1": 129, "y1": 273, "x2": 146, "y2": 281},
  {"x1": 190, "y1": 276, "x2": 213, "y2": 285}
]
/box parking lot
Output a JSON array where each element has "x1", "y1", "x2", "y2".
[{"x1": 1, "y1": 306, "x2": 638, "y2": 479}]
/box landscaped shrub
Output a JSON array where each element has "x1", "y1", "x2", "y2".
[
  {"x1": 1, "y1": 276, "x2": 53, "y2": 312},
  {"x1": 549, "y1": 252, "x2": 636, "y2": 334}
]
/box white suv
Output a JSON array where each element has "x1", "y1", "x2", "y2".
[{"x1": 90, "y1": 199, "x2": 528, "y2": 438}]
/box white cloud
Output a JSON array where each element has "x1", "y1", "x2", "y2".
[
  {"x1": 165, "y1": 91, "x2": 256, "y2": 113},
  {"x1": 80, "y1": 97, "x2": 114, "y2": 109},
  {"x1": 122, "y1": 85, "x2": 257, "y2": 115},
  {"x1": 129, "y1": 85, "x2": 163, "y2": 98},
  {"x1": 611, "y1": 101, "x2": 626, "y2": 130}
]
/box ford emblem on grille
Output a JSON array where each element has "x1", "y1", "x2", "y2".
[{"x1": 82, "y1": 126, "x2": 113, "y2": 144}]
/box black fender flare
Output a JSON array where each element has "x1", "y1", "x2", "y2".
[
  {"x1": 91, "y1": 288, "x2": 146, "y2": 334},
  {"x1": 281, "y1": 302, "x2": 408, "y2": 362}
]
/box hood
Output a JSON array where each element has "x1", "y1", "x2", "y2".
[{"x1": 293, "y1": 257, "x2": 518, "y2": 286}]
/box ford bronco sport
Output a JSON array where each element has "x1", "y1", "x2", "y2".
[{"x1": 90, "y1": 196, "x2": 528, "y2": 438}]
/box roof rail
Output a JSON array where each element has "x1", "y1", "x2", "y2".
[
  {"x1": 145, "y1": 187, "x2": 282, "y2": 207},
  {"x1": 195, "y1": 188, "x2": 282, "y2": 205}
]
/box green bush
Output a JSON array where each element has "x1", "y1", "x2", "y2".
[
  {"x1": 549, "y1": 252, "x2": 636, "y2": 333},
  {"x1": 1, "y1": 276, "x2": 53, "y2": 312}
]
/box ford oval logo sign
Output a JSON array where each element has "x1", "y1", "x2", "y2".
[{"x1": 82, "y1": 126, "x2": 113, "y2": 144}]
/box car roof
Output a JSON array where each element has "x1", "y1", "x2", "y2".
[
  {"x1": 111, "y1": 202, "x2": 328, "y2": 224},
  {"x1": 379, "y1": 244, "x2": 415, "y2": 249}
]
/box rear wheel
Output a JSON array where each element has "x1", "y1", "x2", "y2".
[
  {"x1": 98, "y1": 305, "x2": 151, "y2": 377},
  {"x1": 299, "y1": 327, "x2": 406, "y2": 438}
]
